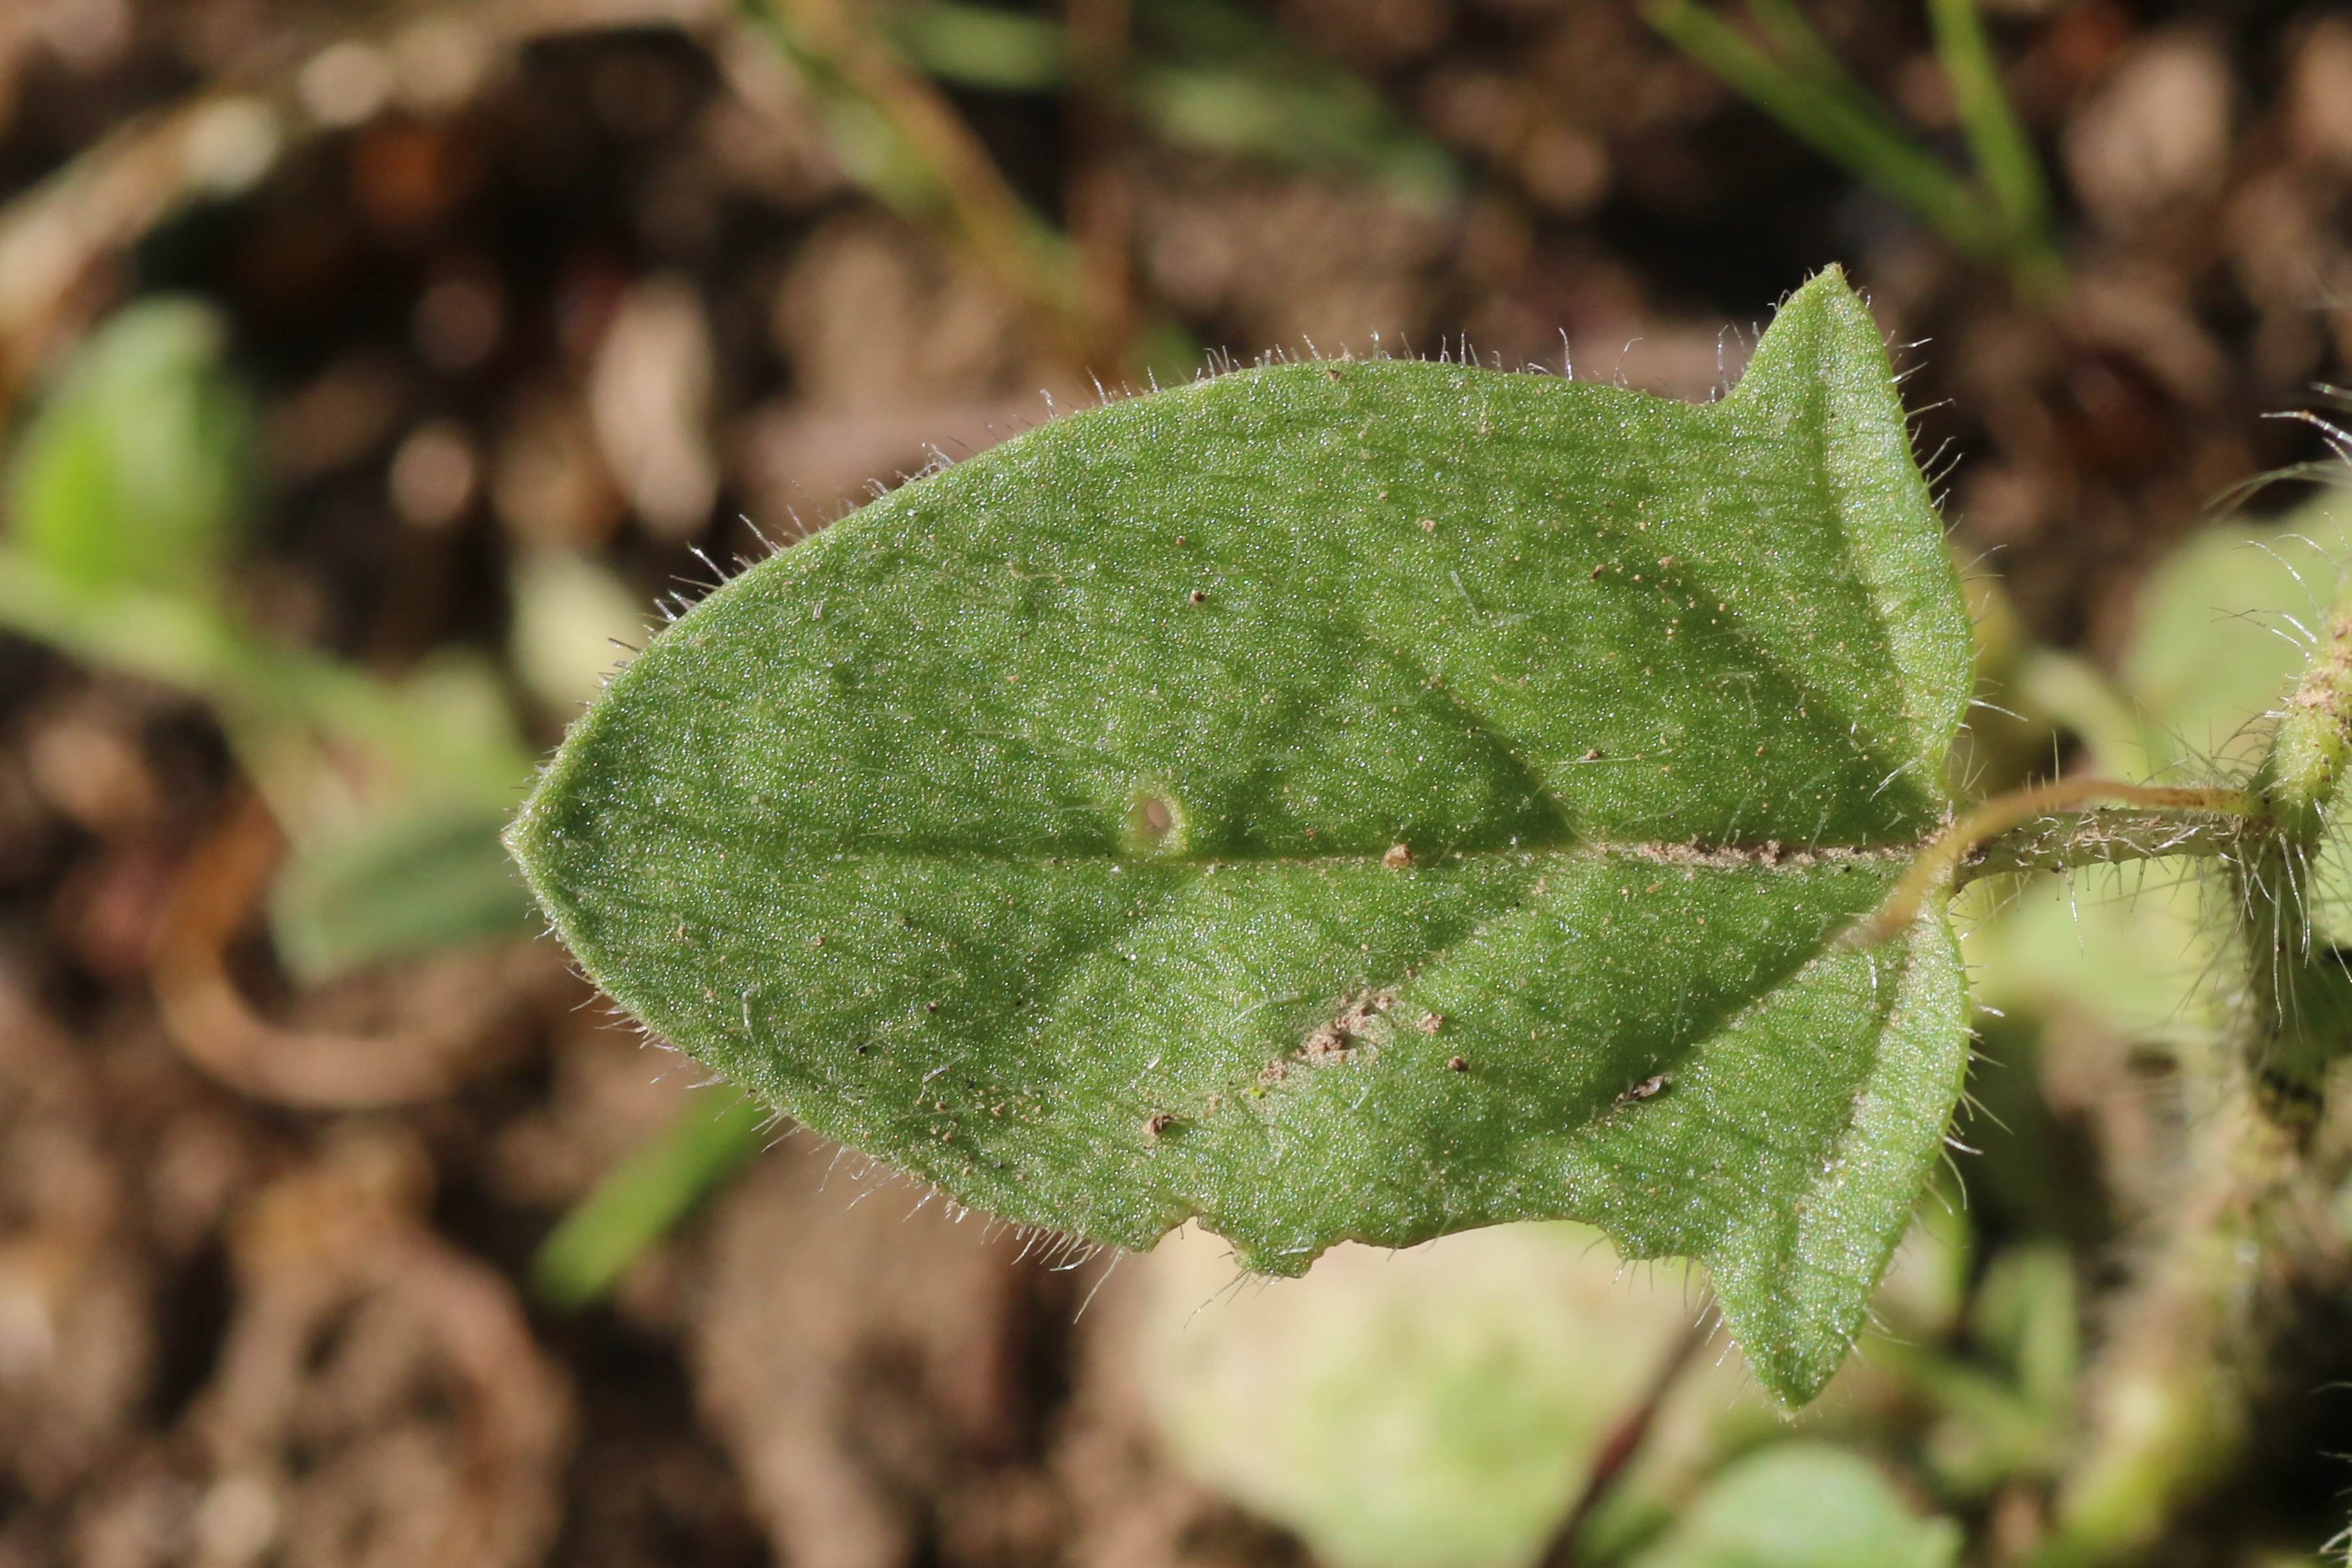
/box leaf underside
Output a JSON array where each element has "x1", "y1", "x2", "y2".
[{"x1": 510, "y1": 268, "x2": 1973, "y2": 1405}]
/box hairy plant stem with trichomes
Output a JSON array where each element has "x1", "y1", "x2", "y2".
[
  {"x1": 1542, "y1": 760, "x2": 2346, "y2": 1560},
  {"x1": 1539, "y1": 627, "x2": 2352, "y2": 1563},
  {"x1": 1865, "y1": 778, "x2": 2261, "y2": 945},
  {"x1": 1963, "y1": 584, "x2": 2352, "y2": 1565}
]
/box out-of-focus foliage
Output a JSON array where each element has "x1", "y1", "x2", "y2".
[
  {"x1": 270, "y1": 797, "x2": 541, "y2": 983},
  {"x1": 1877, "y1": 1236, "x2": 2079, "y2": 1499},
  {"x1": 7, "y1": 298, "x2": 252, "y2": 598},
  {"x1": 509, "y1": 547, "x2": 654, "y2": 718},
  {"x1": 886, "y1": 1, "x2": 1065, "y2": 90},
  {"x1": 0, "y1": 296, "x2": 542, "y2": 981},
  {"x1": 531, "y1": 1089, "x2": 771, "y2": 1310},
  {"x1": 1138, "y1": 1222, "x2": 1760, "y2": 1568},
  {"x1": 884, "y1": 0, "x2": 1459, "y2": 205},
  {"x1": 1642, "y1": 0, "x2": 2060, "y2": 294},
  {"x1": 2121, "y1": 491, "x2": 2352, "y2": 782},
  {"x1": 1128, "y1": 0, "x2": 1457, "y2": 207},
  {"x1": 1626, "y1": 1445, "x2": 1961, "y2": 1568}
]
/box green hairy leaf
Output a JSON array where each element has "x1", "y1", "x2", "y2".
[{"x1": 509, "y1": 268, "x2": 1973, "y2": 1406}]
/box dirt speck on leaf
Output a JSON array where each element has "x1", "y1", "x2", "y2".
[{"x1": 1299, "y1": 987, "x2": 1398, "y2": 1063}]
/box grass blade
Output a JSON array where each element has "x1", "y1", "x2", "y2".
[
  {"x1": 888, "y1": 1, "x2": 1068, "y2": 92},
  {"x1": 1642, "y1": 0, "x2": 2002, "y2": 258},
  {"x1": 1925, "y1": 0, "x2": 2062, "y2": 294},
  {"x1": 530, "y1": 1090, "x2": 772, "y2": 1310}
]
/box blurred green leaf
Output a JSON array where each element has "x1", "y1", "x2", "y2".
[
  {"x1": 1881, "y1": 1242, "x2": 2077, "y2": 1497},
  {"x1": 388, "y1": 649, "x2": 538, "y2": 798},
  {"x1": 1906, "y1": 1353, "x2": 2066, "y2": 1498},
  {"x1": 878, "y1": 0, "x2": 1460, "y2": 206},
  {"x1": 1974, "y1": 1242, "x2": 2077, "y2": 1410},
  {"x1": 2119, "y1": 493, "x2": 2352, "y2": 784},
  {"x1": 0, "y1": 543, "x2": 528, "y2": 809},
  {"x1": 1133, "y1": 0, "x2": 1457, "y2": 206},
  {"x1": 1139, "y1": 1222, "x2": 1761, "y2": 1568},
  {"x1": 270, "y1": 798, "x2": 540, "y2": 983},
  {"x1": 510, "y1": 547, "x2": 653, "y2": 717},
  {"x1": 7, "y1": 296, "x2": 251, "y2": 599},
  {"x1": 1961, "y1": 859, "x2": 2227, "y2": 1054},
  {"x1": 1872, "y1": 1184, "x2": 1972, "y2": 1343},
  {"x1": 0, "y1": 296, "x2": 542, "y2": 996},
  {"x1": 0, "y1": 301, "x2": 530, "y2": 807},
  {"x1": 531, "y1": 1088, "x2": 771, "y2": 1310},
  {"x1": 1630, "y1": 1444, "x2": 1961, "y2": 1568},
  {"x1": 888, "y1": 1, "x2": 1066, "y2": 91},
  {"x1": 2009, "y1": 649, "x2": 2144, "y2": 781}
]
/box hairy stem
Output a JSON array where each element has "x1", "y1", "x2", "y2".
[
  {"x1": 2035, "y1": 1076, "x2": 2282, "y2": 1566},
  {"x1": 1855, "y1": 778, "x2": 2257, "y2": 945},
  {"x1": 2238, "y1": 582, "x2": 2352, "y2": 1132},
  {"x1": 2038, "y1": 582, "x2": 2352, "y2": 1563},
  {"x1": 1955, "y1": 808, "x2": 2252, "y2": 884},
  {"x1": 2259, "y1": 575, "x2": 2352, "y2": 844}
]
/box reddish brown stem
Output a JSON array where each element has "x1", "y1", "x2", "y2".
[{"x1": 1538, "y1": 1306, "x2": 1715, "y2": 1567}]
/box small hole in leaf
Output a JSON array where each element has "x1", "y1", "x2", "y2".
[{"x1": 1122, "y1": 789, "x2": 1186, "y2": 856}]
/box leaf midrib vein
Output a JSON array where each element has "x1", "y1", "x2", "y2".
[{"x1": 771, "y1": 840, "x2": 1919, "y2": 870}]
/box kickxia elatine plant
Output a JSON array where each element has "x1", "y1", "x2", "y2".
[{"x1": 504, "y1": 268, "x2": 2342, "y2": 1408}]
